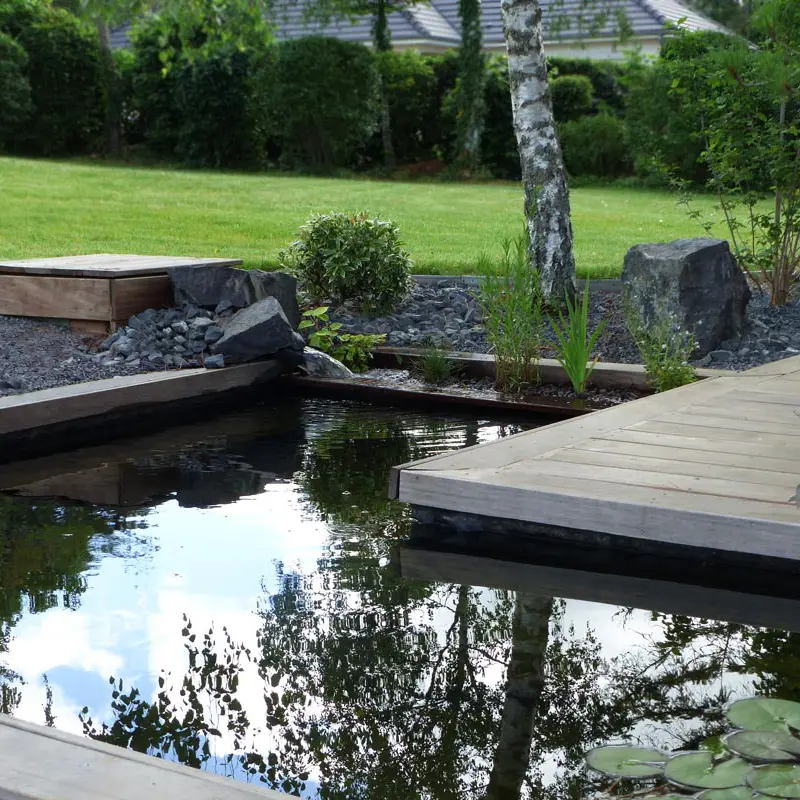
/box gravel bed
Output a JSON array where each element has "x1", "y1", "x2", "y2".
[{"x1": 329, "y1": 281, "x2": 800, "y2": 372}]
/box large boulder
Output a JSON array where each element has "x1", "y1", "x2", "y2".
[
  {"x1": 169, "y1": 265, "x2": 300, "y2": 328},
  {"x1": 622, "y1": 238, "x2": 750, "y2": 358},
  {"x1": 212, "y1": 297, "x2": 296, "y2": 363}
]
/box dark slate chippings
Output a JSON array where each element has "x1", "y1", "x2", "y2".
[
  {"x1": 327, "y1": 281, "x2": 800, "y2": 372},
  {"x1": 1, "y1": 282, "x2": 798, "y2": 398}
]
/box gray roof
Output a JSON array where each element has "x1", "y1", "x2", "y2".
[{"x1": 110, "y1": 0, "x2": 727, "y2": 52}]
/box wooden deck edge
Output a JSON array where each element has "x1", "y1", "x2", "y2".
[
  {"x1": 0, "y1": 715, "x2": 285, "y2": 799},
  {"x1": 0, "y1": 362, "x2": 283, "y2": 438},
  {"x1": 372, "y1": 348, "x2": 729, "y2": 391}
]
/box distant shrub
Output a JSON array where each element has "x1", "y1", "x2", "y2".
[
  {"x1": 281, "y1": 212, "x2": 412, "y2": 313},
  {"x1": 548, "y1": 57, "x2": 627, "y2": 114},
  {"x1": 267, "y1": 37, "x2": 378, "y2": 171},
  {"x1": 478, "y1": 56, "x2": 519, "y2": 179},
  {"x1": 560, "y1": 114, "x2": 632, "y2": 178},
  {"x1": 0, "y1": 31, "x2": 32, "y2": 149},
  {"x1": 0, "y1": 0, "x2": 106, "y2": 155},
  {"x1": 550, "y1": 74, "x2": 594, "y2": 122}
]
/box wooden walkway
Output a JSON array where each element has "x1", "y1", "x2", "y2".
[
  {"x1": 392, "y1": 356, "x2": 800, "y2": 561},
  {"x1": 0, "y1": 716, "x2": 284, "y2": 800}
]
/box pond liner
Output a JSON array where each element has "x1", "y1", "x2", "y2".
[{"x1": 282, "y1": 374, "x2": 596, "y2": 419}]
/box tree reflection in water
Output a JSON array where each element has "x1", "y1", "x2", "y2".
[{"x1": 4, "y1": 404, "x2": 799, "y2": 798}]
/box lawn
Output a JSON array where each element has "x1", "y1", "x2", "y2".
[{"x1": 0, "y1": 157, "x2": 729, "y2": 277}]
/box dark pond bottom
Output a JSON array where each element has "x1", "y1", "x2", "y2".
[{"x1": 0, "y1": 397, "x2": 798, "y2": 798}]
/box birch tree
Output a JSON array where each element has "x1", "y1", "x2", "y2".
[{"x1": 500, "y1": 0, "x2": 576, "y2": 302}]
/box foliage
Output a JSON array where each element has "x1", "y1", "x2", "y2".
[
  {"x1": 412, "y1": 338, "x2": 459, "y2": 386},
  {"x1": 0, "y1": 0, "x2": 106, "y2": 155},
  {"x1": 548, "y1": 57, "x2": 627, "y2": 115},
  {"x1": 281, "y1": 212, "x2": 411, "y2": 313},
  {"x1": 625, "y1": 298, "x2": 696, "y2": 392},
  {"x1": 550, "y1": 74, "x2": 594, "y2": 122},
  {"x1": 560, "y1": 113, "x2": 633, "y2": 179},
  {"x1": 453, "y1": 0, "x2": 486, "y2": 173},
  {"x1": 479, "y1": 55, "x2": 519, "y2": 179},
  {"x1": 298, "y1": 306, "x2": 385, "y2": 372},
  {"x1": 549, "y1": 281, "x2": 606, "y2": 393},
  {"x1": 672, "y1": 6, "x2": 800, "y2": 306},
  {"x1": 266, "y1": 36, "x2": 378, "y2": 171},
  {"x1": 0, "y1": 31, "x2": 31, "y2": 149},
  {"x1": 479, "y1": 232, "x2": 545, "y2": 392}
]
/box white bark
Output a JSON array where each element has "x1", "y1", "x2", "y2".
[{"x1": 500, "y1": 0, "x2": 577, "y2": 301}]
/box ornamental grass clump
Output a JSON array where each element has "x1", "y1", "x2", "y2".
[
  {"x1": 280, "y1": 212, "x2": 412, "y2": 314},
  {"x1": 478, "y1": 232, "x2": 545, "y2": 392},
  {"x1": 549, "y1": 280, "x2": 606, "y2": 393}
]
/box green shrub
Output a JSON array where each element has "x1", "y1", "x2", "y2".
[
  {"x1": 0, "y1": 0, "x2": 106, "y2": 155},
  {"x1": 548, "y1": 57, "x2": 627, "y2": 114},
  {"x1": 550, "y1": 74, "x2": 594, "y2": 122},
  {"x1": 560, "y1": 114, "x2": 632, "y2": 178},
  {"x1": 479, "y1": 55, "x2": 519, "y2": 179},
  {"x1": 0, "y1": 31, "x2": 31, "y2": 149},
  {"x1": 298, "y1": 306, "x2": 385, "y2": 372},
  {"x1": 267, "y1": 36, "x2": 378, "y2": 171},
  {"x1": 281, "y1": 212, "x2": 412, "y2": 313}
]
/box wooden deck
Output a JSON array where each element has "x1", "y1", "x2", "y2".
[
  {"x1": 391, "y1": 356, "x2": 800, "y2": 561},
  {"x1": 0, "y1": 255, "x2": 242, "y2": 333},
  {"x1": 0, "y1": 715, "x2": 285, "y2": 800}
]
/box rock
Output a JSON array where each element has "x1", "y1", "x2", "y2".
[
  {"x1": 204, "y1": 325, "x2": 224, "y2": 344},
  {"x1": 290, "y1": 331, "x2": 306, "y2": 351},
  {"x1": 622, "y1": 238, "x2": 750, "y2": 358},
  {"x1": 204, "y1": 354, "x2": 225, "y2": 369},
  {"x1": 300, "y1": 348, "x2": 353, "y2": 378},
  {"x1": 169, "y1": 266, "x2": 300, "y2": 327},
  {"x1": 190, "y1": 317, "x2": 214, "y2": 330},
  {"x1": 212, "y1": 297, "x2": 295, "y2": 363},
  {"x1": 172, "y1": 320, "x2": 189, "y2": 335},
  {"x1": 709, "y1": 349, "x2": 734, "y2": 363}
]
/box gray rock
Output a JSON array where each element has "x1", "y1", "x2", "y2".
[
  {"x1": 172, "y1": 320, "x2": 189, "y2": 335},
  {"x1": 204, "y1": 325, "x2": 224, "y2": 344},
  {"x1": 300, "y1": 348, "x2": 353, "y2": 378},
  {"x1": 622, "y1": 238, "x2": 750, "y2": 358},
  {"x1": 709, "y1": 349, "x2": 734, "y2": 363},
  {"x1": 212, "y1": 297, "x2": 295, "y2": 363},
  {"x1": 169, "y1": 266, "x2": 300, "y2": 328},
  {"x1": 191, "y1": 317, "x2": 214, "y2": 330},
  {"x1": 204, "y1": 354, "x2": 225, "y2": 369},
  {"x1": 290, "y1": 331, "x2": 306, "y2": 351}
]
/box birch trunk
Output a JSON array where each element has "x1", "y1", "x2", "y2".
[
  {"x1": 485, "y1": 593, "x2": 552, "y2": 799},
  {"x1": 500, "y1": 0, "x2": 576, "y2": 302}
]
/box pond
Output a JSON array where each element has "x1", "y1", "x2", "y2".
[{"x1": 0, "y1": 397, "x2": 799, "y2": 799}]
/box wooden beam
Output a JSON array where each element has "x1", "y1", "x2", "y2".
[
  {"x1": 111, "y1": 276, "x2": 173, "y2": 323},
  {"x1": 0, "y1": 275, "x2": 111, "y2": 320}
]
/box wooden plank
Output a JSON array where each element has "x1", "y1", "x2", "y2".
[
  {"x1": 398, "y1": 470, "x2": 800, "y2": 558},
  {"x1": 573, "y1": 436, "x2": 800, "y2": 474},
  {"x1": 0, "y1": 255, "x2": 243, "y2": 278},
  {"x1": 630, "y1": 419, "x2": 800, "y2": 446},
  {"x1": 652, "y1": 411, "x2": 800, "y2": 437},
  {"x1": 728, "y1": 389, "x2": 800, "y2": 406},
  {"x1": 0, "y1": 715, "x2": 284, "y2": 800},
  {"x1": 111, "y1": 276, "x2": 173, "y2": 322},
  {"x1": 398, "y1": 549, "x2": 800, "y2": 631},
  {"x1": 550, "y1": 447, "x2": 797, "y2": 488},
  {"x1": 0, "y1": 363, "x2": 282, "y2": 437},
  {"x1": 0, "y1": 275, "x2": 111, "y2": 321},
  {"x1": 688, "y1": 400, "x2": 800, "y2": 425},
  {"x1": 604, "y1": 427, "x2": 800, "y2": 457}
]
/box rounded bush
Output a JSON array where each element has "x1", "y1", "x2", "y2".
[
  {"x1": 281, "y1": 212, "x2": 412, "y2": 313},
  {"x1": 560, "y1": 114, "x2": 633, "y2": 178},
  {"x1": 550, "y1": 74, "x2": 594, "y2": 123}
]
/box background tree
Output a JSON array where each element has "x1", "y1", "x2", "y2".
[
  {"x1": 454, "y1": 0, "x2": 486, "y2": 174},
  {"x1": 500, "y1": 0, "x2": 576, "y2": 302}
]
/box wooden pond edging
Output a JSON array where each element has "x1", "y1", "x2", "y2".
[
  {"x1": 0, "y1": 715, "x2": 285, "y2": 800},
  {"x1": 390, "y1": 355, "x2": 800, "y2": 563}
]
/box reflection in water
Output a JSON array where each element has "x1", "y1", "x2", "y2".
[{"x1": 0, "y1": 398, "x2": 798, "y2": 798}]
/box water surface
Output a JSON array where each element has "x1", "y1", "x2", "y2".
[{"x1": 0, "y1": 397, "x2": 798, "y2": 799}]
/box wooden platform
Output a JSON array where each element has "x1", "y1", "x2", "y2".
[
  {"x1": 0, "y1": 255, "x2": 242, "y2": 333},
  {"x1": 0, "y1": 715, "x2": 285, "y2": 800},
  {"x1": 391, "y1": 356, "x2": 800, "y2": 562}
]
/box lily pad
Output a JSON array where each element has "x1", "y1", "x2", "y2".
[
  {"x1": 664, "y1": 752, "x2": 751, "y2": 790},
  {"x1": 726, "y1": 730, "x2": 800, "y2": 763},
  {"x1": 748, "y1": 764, "x2": 800, "y2": 797},
  {"x1": 696, "y1": 788, "x2": 758, "y2": 800},
  {"x1": 584, "y1": 745, "x2": 666, "y2": 778},
  {"x1": 728, "y1": 699, "x2": 800, "y2": 733}
]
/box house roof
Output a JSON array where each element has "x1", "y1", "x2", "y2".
[{"x1": 110, "y1": 0, "x2": 728, "y2": 52}]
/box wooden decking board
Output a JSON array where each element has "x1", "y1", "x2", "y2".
[
  {"x1": 0, "y1": 254, "x2": 243, "y2": 278},
  {"x1": 394, "y1": 355, "x2": 800, "y2": 561},
  {"x1": 0, "y1": 715, "x2": 284, "y2": 800}
]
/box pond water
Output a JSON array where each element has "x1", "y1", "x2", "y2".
[{"x1": 1, "y1": 397, "x2": 799, "y2": 799}]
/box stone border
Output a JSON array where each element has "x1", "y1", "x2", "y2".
[{"x1": 411, "y1": 275, "x2": 624, "y2": 293}]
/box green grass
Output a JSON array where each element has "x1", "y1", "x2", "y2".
[{"x1": 0, "y1": 157, "x2": 730, "y2": 277}]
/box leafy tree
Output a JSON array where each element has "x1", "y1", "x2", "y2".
[{"x1": 454, "y1": 0, "x2": 486, "y2": 174}]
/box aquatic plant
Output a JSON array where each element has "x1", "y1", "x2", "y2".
[
  {"x1": 412, "y1": 337, "x2": 460, "y2": 386},
  {"x1": 585, "y1": 696, "x2": 800, "y2": 798}
]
